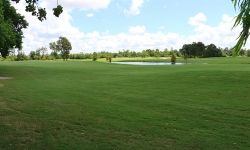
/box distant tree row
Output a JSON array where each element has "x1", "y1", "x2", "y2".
[{"x1": 2, "y1": 40, "x2": 250, "y2": 61}]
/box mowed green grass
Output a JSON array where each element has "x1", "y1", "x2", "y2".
[{"x1": 0, "y1": 57, "x2": 250, "y2": 149}]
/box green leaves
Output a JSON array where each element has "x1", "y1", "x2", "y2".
[
  {"x1": 50, "y1": 36, "x2": 72, "y2": 61},
  {"x1": 53, "y1": 5, "x2": 63, "y2": 17},
  {"x1": 11, "y1": 0, "x2": 63, "y2": 21},
  {"x1": 232, "y1": 0, "x2": 250, "y2": 56},
  {"x1": 0, "y1": 0, "x2": 28, "y2": 57}
]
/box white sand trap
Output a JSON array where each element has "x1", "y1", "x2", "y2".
[{"x1": 0, "y1": 77, "x2": 12, "y2": 80}]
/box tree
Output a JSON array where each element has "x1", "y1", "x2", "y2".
[
  {"x1": 92, "y1": 52, "x2": 97, "y2": 61},
  {"x1": 204, "y1": 44, "x2": 223, "y2": 57},
  {"x1": 155, "y1": 49, "x2": 160, "y2": 57},
  {"x1": 29, "y1": 51, "x2": 36, "y2": 60},
  {"x1": 56, "y1": 36, "x2": 72, "y2": 61},
  {"x1": 171, "y1": 54, "x2": 176, "y2": 64},
  {"x1": 232, "y1": 0, "x2": 250, "y2": 55},
  {"x1": 141, "y1": 50, "x2": 148, "y2": 58},
  {"x1": 246, "y1": 49, "x2": 250, "y2": 57},
  {"x1": 49, "y1": 42, "x2": 59, "y2": 59},
  {"x1": 11, "y1": 0, "x2": 63, "y2": 21},
  {"x1": 190, "y1": 42, "x2": 205, "y2": 58},
  {"x1": 163, "y1": 48, "x2": 169, "y2": 57},
  {"x1": 180, "y1": 44, "x2": 192, "y2": 58},
  {"x1": 37, "y1": 46, "x2": 47, "y2": 58},
  {"x1": 0, "y1": 0, "x2": 28, "y2": 58},
  {"x1": 239, "y1": 49, "x2": 246, "y2": 56},
  {"x1": 184, "y1": 54, "x2": 188, "y2": 64}
]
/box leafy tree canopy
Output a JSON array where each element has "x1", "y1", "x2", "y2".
[
  {"x1": 0, "y1": 0, "x2": 28, "y2": 57},
  {"x1": 50, "y1": 36, "x2": 72, "y2": 61},
  {"x1": 11, "y1": 0, "x2": 63, "y2": 21}
]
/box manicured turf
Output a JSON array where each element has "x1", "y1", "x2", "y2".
[{"x1": 0, "y1": 57, "x2": 250, "y2": 149}]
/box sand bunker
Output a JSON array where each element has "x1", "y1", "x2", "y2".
[{"x1": 0, "y1": 77, "x2": 12, "y2": 80}]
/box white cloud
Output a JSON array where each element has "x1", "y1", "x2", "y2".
[
  {"x1": 13, "y1": 1, "x2": 84, "y2": 54},
  {"x1": 11, "y1": 2, "x2": 249, "y2": 55},
  {"x1": 128, "y1": 25, "x2": 146, "y2": 35},
  {"x1": 188, "y1": 13, "x2": 207, "y2": 26},
  {"x1": 187, "y1": 14, "x2": 243, "y2": 48},
  {"x1": 86, "y1": 31, "x2": 100, "y2": 38},
  {"x1": 42, "y1": 0, "x2": 111, "y2": 11},
  {"x1": 87, "y1": 13, "x2": 94, "y2": 17},
  {"x1": 124, "y1": 0, "x2": 144, "y2": 16}
]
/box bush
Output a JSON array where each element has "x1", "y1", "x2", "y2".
[
  {"x1": 108, "y1": 56, "x2": 112, "y2": 63},
  {"x1": 92, "y1": 52, "x2": 97, "y2": 61},
  {"x1": 5, "y1": 56, "x2": 15, "y2": 61},
  {"x1": 171, "y1": 54, "x2": 176, "y2": 64},
  {"x1": 34, "y1": 55, "x2": 39, "y2": 60}
]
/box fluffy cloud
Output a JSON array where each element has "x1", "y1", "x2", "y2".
[
  {"x1": 188, "y1": 13, "x2": 207, "y2": 26},
  {"x1": 87, "y1": 13, "x2": 94, "y2": 17},
  {"x1": 11, "y1": 2, "x2": 249, "y2": 55},
  {"x1": 187, "y1": 14, "x2": 243, "y2": 48},
  {"x1": 124, "y1": 0, "x2": 144, "y2": 15},
  {"x1": 128, "y1": 25, "x2": 146, "y2": 35},
  {"x1": 13, "y1": 1, "x2": 84, "y2": 54},
  {"x1": 78, "y1": 30, "x2": 186, "y2": 53}
]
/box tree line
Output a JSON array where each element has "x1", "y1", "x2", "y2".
[{"x1": 2, "y1": 40, "x2": 250, "y2": 61}]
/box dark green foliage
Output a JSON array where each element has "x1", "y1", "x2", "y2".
[
  {"x1": 246, "y1": 50, "x2": 250, "y2": 57},
  {"x1": 180, "y1": 42, "x2": 224, "y2": 58},
  {"x1": 239, "y1": 49, "x2": 246, "y2": 56},
  {"x1": 204, "y1": 44, "x2": 223, "y2": 58},
  {"x1": 231, "y1": 0, "x2": 250, "y2": 55},
  {"x1": 0, "y1": 0, "x2": 28, "y2": 57},
  {"x1": 50, "y1": 36, "x2": 72, "y2": 61},
  {"x1": 29, "y1": 51, "x2": 36, "y2": 60},
  {"x1": 11, "y1": 0, "x2": 63, "y2": 21},
  {"x1": 180, "y1": 44, "x2": 192, "y2": 58},
  {"x1": 53, "y1": 5, "x2": 63, "y2": 17},
  {"x1": 184, "y1": 53, "x2": 188, "y2": 64},
  {"x1": 17, "y1": 51, "x2": 29, "y2": 61},
  {"x1": 108, "y1": 56, "x2": 112, "y2": 62},
  {"x1": 92, "y1": 52, "x2": 97, "y2": 61},
  {"x1": 171, "y1": 54, "x2": 176, "y2": 64}
]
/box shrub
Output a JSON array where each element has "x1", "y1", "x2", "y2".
[
  {"x1": 184, "y1": 54, "x2": 188, "y2": 64},
  {"x1": 108, "y1": 56, "x2": 112, "y2": 63},
  {"x1": 92, "y1": 52, "x2": 97, "y2": 61},
  {"x1": 171, "y1": 54, "x2": 176, "y2": 64},
  {"x1": 34, "y1": 55, "x2": 39, "y2": 60},
  {"x1": 5, "y1": 56, "x2": 15, "y2": 61}
]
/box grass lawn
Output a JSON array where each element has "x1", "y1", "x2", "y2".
[{"x1": 0, "y1": 57, "x2": 250, "y2": 149}]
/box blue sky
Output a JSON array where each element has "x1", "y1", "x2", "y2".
[
  {"x1": 13, "y1": 0, "x2": 246, "y2": 54},
  {"x1": 70, "y1": 0, "x2": 235, "y2": 35}
]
